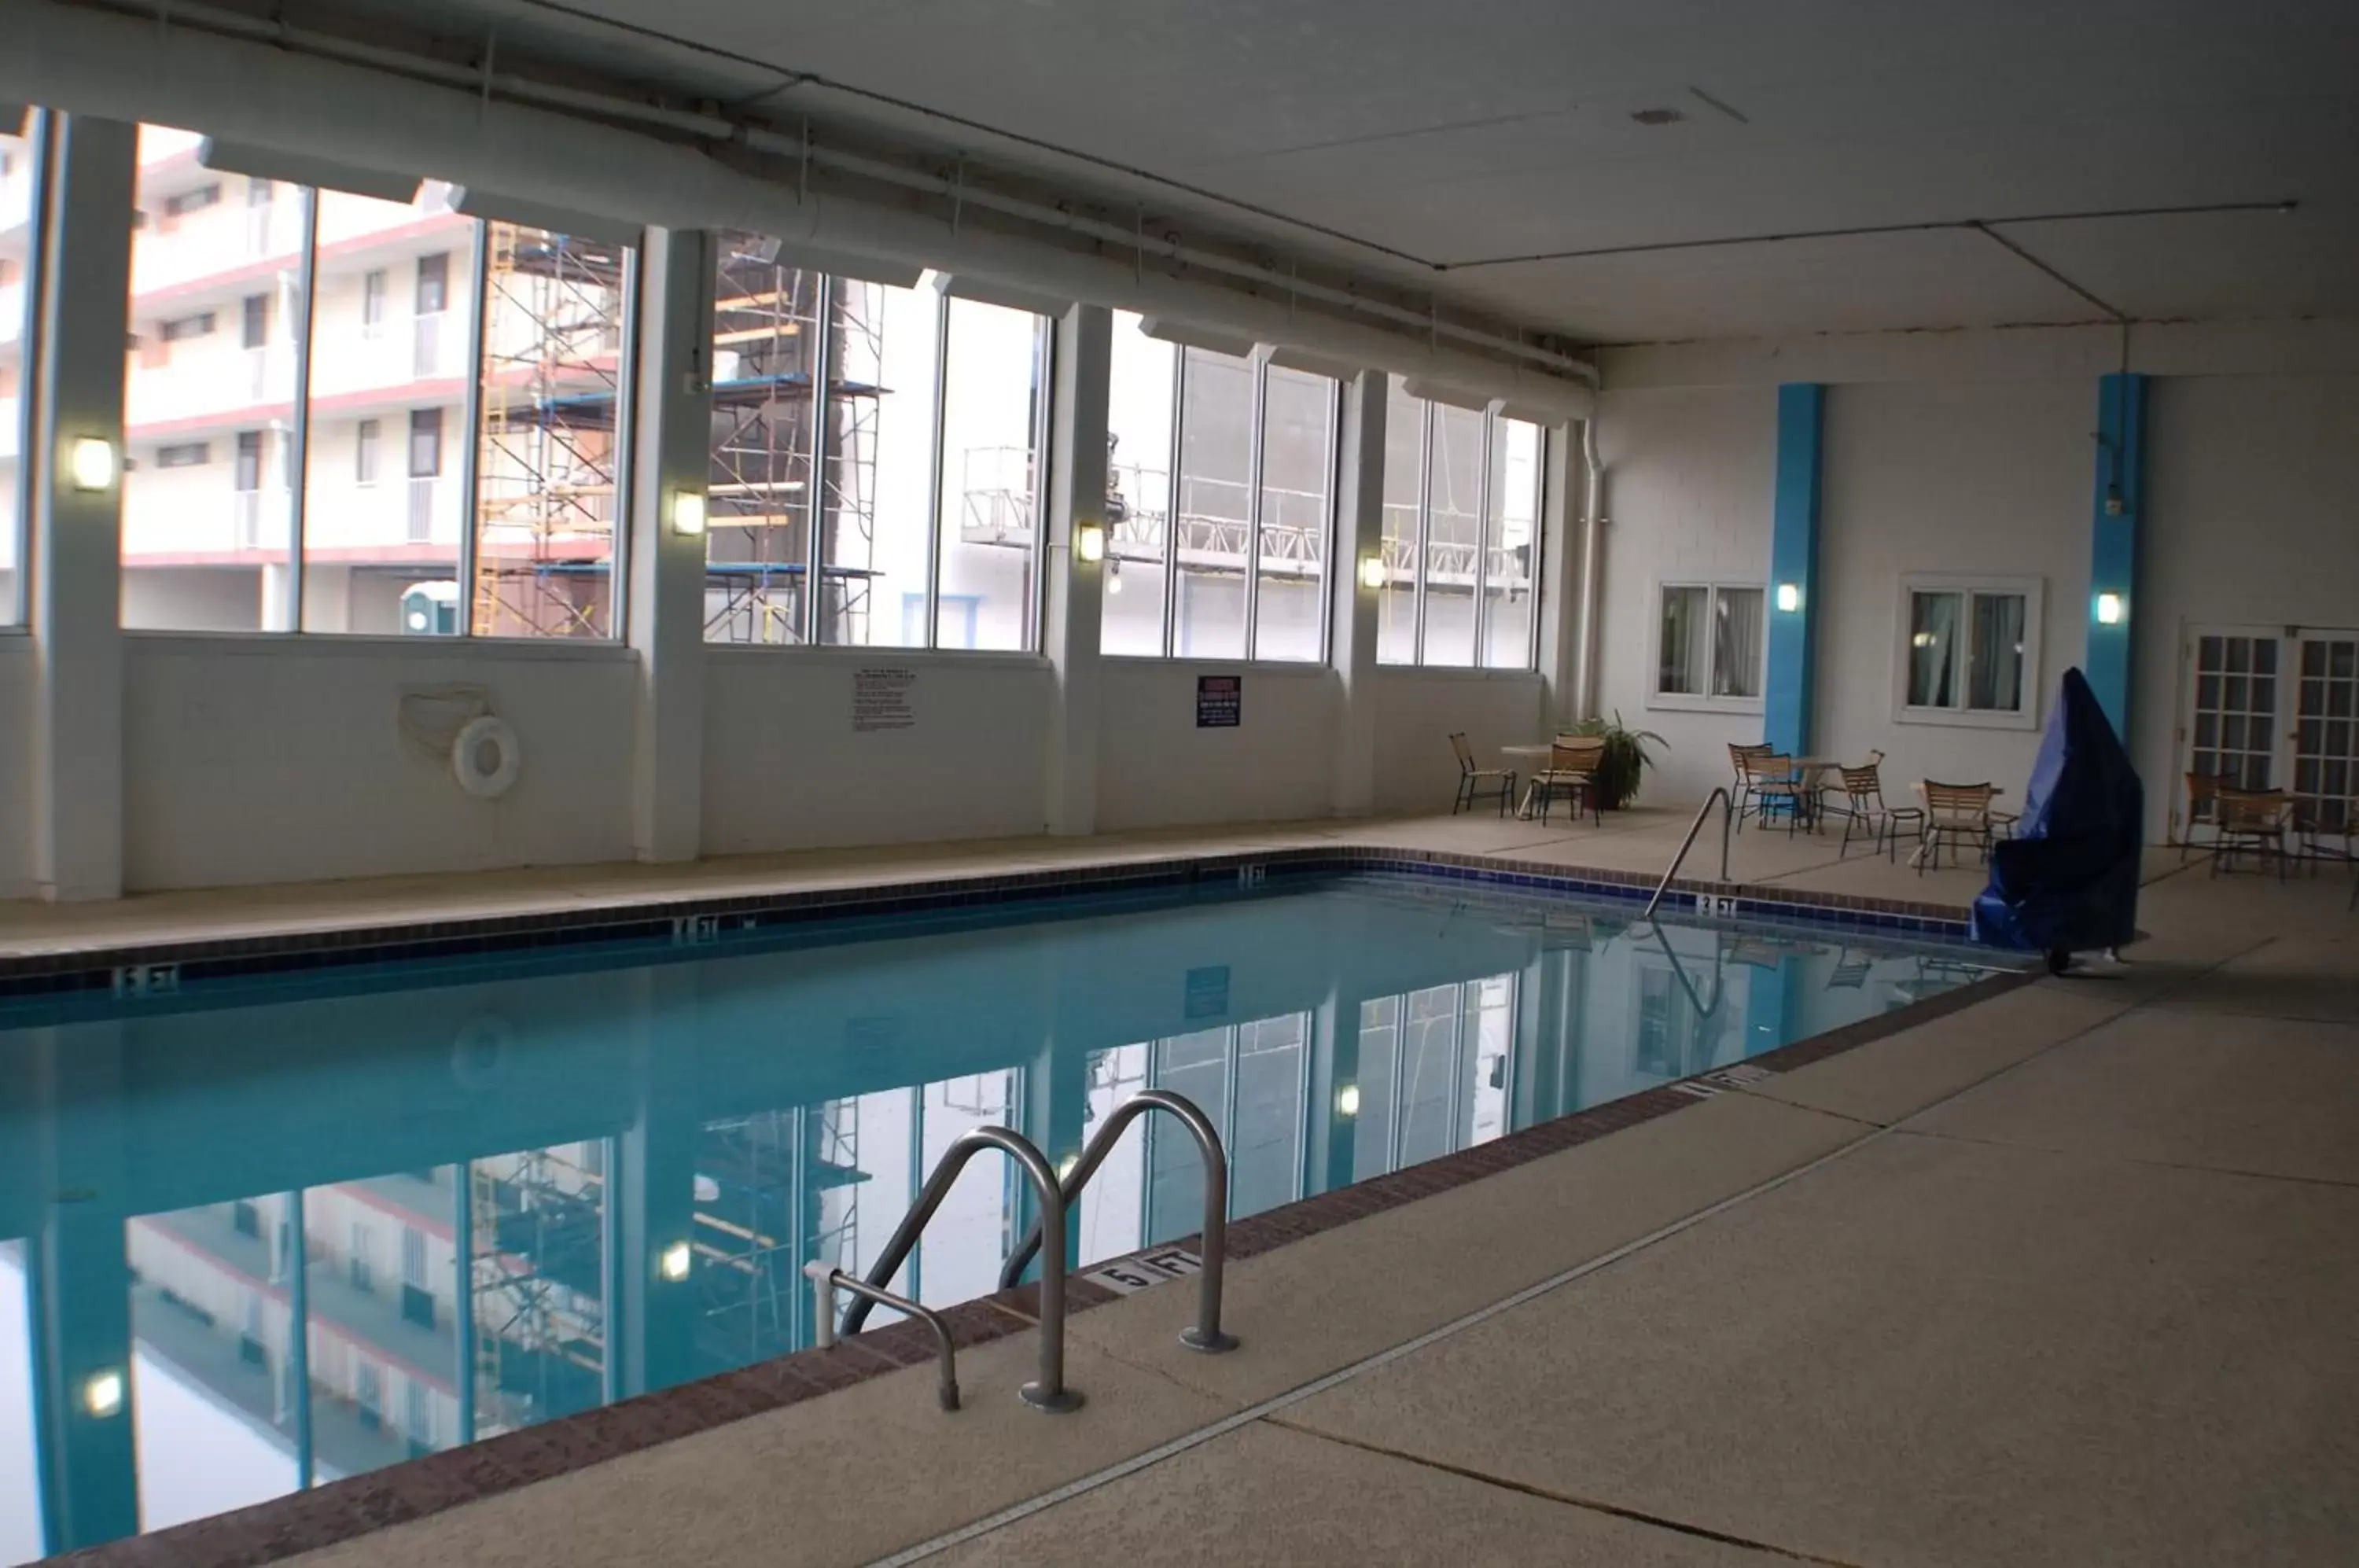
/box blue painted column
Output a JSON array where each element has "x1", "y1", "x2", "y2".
[
  {"x1": 2085, "y1": 374, "x2": 2147, "y2": 740},
  {"x1": 1765, "y1": 385, "x2": 1825, "y2": 756}
]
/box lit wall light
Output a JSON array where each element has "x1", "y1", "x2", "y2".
[
  {"x1": 1076, "y1": 523, "x2": 1106, "y2": 563},
  {"x1": 1335, "y1": 1084, "x2": 1361, "y2": 1118},
  {"x1": 1911, "y1": 631, "x2": 1935, "y2": 648},
  {"x1": 670, "y1": 490, "x2": 708, "y2": 538},
  {"x1": 83, "y1": 1369, "x2": 125, "y2": 1419},
  {"x1": 1774, "y1": 582, "x2": 1801, "y2": 613},
  {"x1": 657, "y1": 1240, "x2": 693, "y2": 1282},
  {"x1": 1106, "y1": 560, "x2": 1124, "y2": 595},
  {"x1": 2094, "y1": 591, "x2": 2125, "y2": 625},
  {"x1": 69, "y1": 436, "x2": 119, "y2": 493},
  {"x1": 1358, "y1": 556, "x2": 1386, "y2": 591}
]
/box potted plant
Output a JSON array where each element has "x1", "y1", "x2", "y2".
[{"x1": 1564, "y1": 712, "x2": 1664, "y2": 810}]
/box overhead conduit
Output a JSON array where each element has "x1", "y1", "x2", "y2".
[{"x1": 6, "y1": 0, "x2": 1594, "y2": 417}]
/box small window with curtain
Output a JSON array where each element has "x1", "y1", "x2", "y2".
[
  {"x1": 1896, "y1": 574, "x2": 2043, "y2": 729},
  {"x1": 1651, "y1": 581, "x2": 1764, "y2": 710}
]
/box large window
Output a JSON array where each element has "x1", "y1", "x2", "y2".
[
  {"x1": 702, "y1": 259, "x2": 1047, "y2": 650},
  {"x1": 1102, "y1": 314, "x2": 1337, "y2": 662},
  {"x1": 1653, "y1": 582, "x2": 1763, "y2": 708},
  {"x1": 2, "y1": 110, "x2": 42, "y2": 626},
  {"x1": 1375, "y1": 376, "x2": 1548, "y2": 669},
  {"x1": 1352, "y1": 975, "x2": 1516, "y2": 1181},
  {"x1": 299, "y1": 183, "x2": 473, "y2": 632},
  {"x1": 1897, "y1": 575, "x2": 2041, "y2": 727},
  {"x1": 120, "y1": 124, "x2": 635, "y2": 637}
]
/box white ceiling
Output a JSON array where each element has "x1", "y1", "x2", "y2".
[{"x1": 316, "y1": 0, "x2": 2359, "y2": 342}]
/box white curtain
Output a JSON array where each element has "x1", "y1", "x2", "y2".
[
  {"x1": 1713, "y1": 588, "x2": 1763, "y2": 698},
  {"x1": 1968, "y1": 593, "x2": 2026, "y2": 711},
  {"x1": 1909, "y1": 592, "x2": 1962, "y2": 707}
]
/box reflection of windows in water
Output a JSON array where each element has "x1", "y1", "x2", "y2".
[
  {"x1": 355, "y1": 1360, "x2": 383, "y2": 1426},
  {"x1": 934, "y1": 1073, "x2": 1010, "y2": 1117},
  {"x1": 1636, "y1": 966, "x2": 1678, "y2": 1079}
]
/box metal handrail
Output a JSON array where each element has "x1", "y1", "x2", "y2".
[
  {"x1": 1642, "y1": 787, "x2": 1735, "y2": 921},
  {"x1": 1640, "y1": 918, "x2": 1730, "y2": 1020},
  {"x1": 805, "y1": 1262, "x2": 960, "y2": 1412},
  {"x1": 836, "y1": 1125, "x2": 1082, "y2": 1412},
  {"x1": 998, "y1": 1088, "x2": 1238, "y2": 1354}
]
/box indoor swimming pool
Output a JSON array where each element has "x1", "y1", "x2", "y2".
[{"x1": 0, "y1": 871, "x2": 2007, "y2": 1559}]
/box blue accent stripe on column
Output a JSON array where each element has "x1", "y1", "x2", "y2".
[
  {"x1": 2085, "y1": 373, "x2": 2146, "y2": 741},
  {"x1": 1765, "y1": 384, "x2": 1824, "y2": 756}
]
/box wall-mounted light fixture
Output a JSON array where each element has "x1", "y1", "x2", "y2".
[
  {"x1": 2095, "y1": 591, "x2": 2125, "y2": 625},
  {"x1": 1358, "y1": 556, "x2": 1387, "y2": 591},
  {"x1": 83, "y1": 1369, "x2": 126, "y2": 1418},
  {"x1": 670, "y1": 491, "x2": 708, "y2": 538},
  {"x1": 657, "y1": 1241, "x2": 694, "y2": 1282},
  {"x1": 1335, "y1": 1083, "x2": 1361, "y2": 1117},
  {"x1": 69, "y1": 436, "x2": 118, "y2": 493},
  {"x1": 1076, "y1": 523, "x2": 1106, "y2": 563},
  {"x1": 1775, "y1": 582, "x2": 1802, "y2": 613}
]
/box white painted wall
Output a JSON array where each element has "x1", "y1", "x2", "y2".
[
  {"x1": 700, "y1": 649, "x2": 1053, "y2": 852},
  {"x1": 1095, "y1": 661, "x2": 1337, "y2": 830},
  {"x1": 121, "y1": 635, "x2": 636, "y2": 889},
  {"x1": 0, "y1": 639, "x2": 32, "y2": 900},
  {"x1": 1592, "y1": 385, "x2": 1776, "y2": 804},
  {"x1": 1814, "y1": 378, "x2": 2090, "y2": 794},
  {"x1": 2137, "y1": 373, "x2": 2359, "y2": 841},
  {"x1": 1371, "y1": 669, "x2": 1544, "y2": 815}
]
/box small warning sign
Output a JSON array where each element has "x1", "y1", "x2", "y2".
[
  {"x1": 1195, "y1": 674, "x2": 1241, "y2": 728},
  {"x1": 852, "y1": 667, "x2": 917, "y2": 733}
]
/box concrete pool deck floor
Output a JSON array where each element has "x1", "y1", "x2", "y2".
[{"x1": 25, "y1": 813, "x2": 2359, "y2": 1566}]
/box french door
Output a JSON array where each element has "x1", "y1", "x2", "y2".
[{"x1": 2179, "y1": 626, "x2": 2359, "y2": 839}]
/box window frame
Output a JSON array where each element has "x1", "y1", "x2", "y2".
[
  {"x1": 4, "y1": 111, "x2": 46, "y2": 628},
  {"x1": 1891, "y1": 572, "x2": 2044, "y2": 731},
  {"x1": 1647, "y1": 579, "x2": 1766, "y2": 713},
  {"x1": 1102, "y1": 333, "x2": 1342, "y2": 664},
  {"x1": 1375, "y1": 381, "x2": 1548, "y2": 673}
]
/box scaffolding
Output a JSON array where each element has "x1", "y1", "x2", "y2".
[
  {"x1": 473, "y1": 223, "x2": 629, "y2": 639},
  {"x1": 702, "y1": 245, "x2": 884, "y2": 645},
  {"x1": 690, "y1": 1103, "x2": 869, "y2": 1370},
  {"x1": 467, "y1": 1143, "x2": 609, "y2": 1435}
]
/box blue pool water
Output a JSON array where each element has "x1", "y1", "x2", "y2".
[{"x1": 0, "y1": 874, "x2": 2004, "y2": 1559}]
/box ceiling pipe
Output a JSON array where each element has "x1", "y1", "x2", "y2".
[
  {"x1": 10, "y1": 0, "x2": 1593, "y2": 393},
  {"x1": 1572, "y1": 418, "x2": 1608, "y2": 720}
]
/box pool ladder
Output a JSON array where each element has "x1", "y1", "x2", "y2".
[
  {"x1": 816, "y1": 1089, "x2": 1236, "y2": 1414},
  {"x1": 1643, "y1": 786, "x2": 1735, "y2": 921}
]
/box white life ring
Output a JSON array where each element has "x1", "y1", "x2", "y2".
[{"x1": 451, "y1": 715, "x2": 521, "y2": 800}]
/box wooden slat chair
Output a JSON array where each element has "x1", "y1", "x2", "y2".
[
  {"x1": 1728, "y1": 742, "x2": 1776, "y2": 829},
  {"x1": 1832, "y1": 752, "x2": 1926, "y2": 862},
  {"x1": 1738, "y1": 752, "x2": 1805, "y2": 836},
  {"x1": 2180, "y1": 771, "x2": 2232, "y2": 863},
  {"x1": 2210, "y1": 787, "x2": 2293, "y2": 880},
  {"x1": 1448, "y1": 732, "x2": 1517, "y2": 818},
  {"x1": 1825, "y1": 948, "x2": 1875, "y2": 989},
  {"x1": 1919, "y1": 780, "x2": 2003, "y2": 873},
  {"x1": 1533, "y1": 738, "x2": 1607, "y2": 826}
]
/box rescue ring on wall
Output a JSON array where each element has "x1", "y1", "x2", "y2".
[{"x1": 451, "y1": 715, "x2": 521, "y2": 800}]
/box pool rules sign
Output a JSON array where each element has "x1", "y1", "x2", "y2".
[
  {"x1": 852, "y1": 667, "x2": 917, "y2": 732},
  {"x1": 1195, "y1": 675, "x2": 1242, "y2": 728}
]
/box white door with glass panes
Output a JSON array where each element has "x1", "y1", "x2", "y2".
[{"x1": 2178, "y1": 626, "x2": 2359, "y2": 841}]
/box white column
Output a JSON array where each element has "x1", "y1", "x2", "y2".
[
  {"x1": 1534, "y1": 421, "x2": 1584, "y2": 728},
  {"x1": 30, "y1": 116, "x2": 136, "y2": 903},
  {"x1": 1043, "y1": 304, "x2": 1113, "y2": 836},
  {"x1": 1329, "y1": 370, "x2": 1386, "y2": 817},
  {"x1": 627, "y1": 226, "x2": 714, "y2": 863}
]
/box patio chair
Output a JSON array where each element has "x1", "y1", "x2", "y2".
[
  {"x1": 2178, "y1": 771, "x2": 2231, "y2": 864},
  {"x1": 1825, "y1": 948, "x2": 1874, "y2": 989},
  {"x1": 1919, "y1": 780, "x2": 2004, "y2": 873},
  {"x1": 1448, "y1": 732, "x2": 1517, "y2": 818},
  {"x1": 1532, "y1": 738, "x2": 1606, "y2": 826},
  {"x1": 1728, "y1": 742, "x2": 1776, "y2": 828},
  {"x1": 1833, "y1": 753, "x2": 1926, "y2": 862},
  {"x1": 1737, "y1": 752, "x2": 1805, "y2": 836},
  {"x1": 2210, "y1": 787, "x2": 2293, "y2": 880}
]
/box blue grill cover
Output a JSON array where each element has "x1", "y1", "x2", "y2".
[{"x1": 1971, "y1": 668, "x2": 2143, "y2": 953}]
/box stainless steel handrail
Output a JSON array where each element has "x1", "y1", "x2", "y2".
[
  {"x1": 998, "y1": 1088, "x2": 1238, "y2": 1354},
  {"x1": 805, "y1": 1261, "x2": 960, "y2": 1412},
  {"x1": 1642, "y1": 786, "x2": 1735, "y2": 921},
  {"x1": 836, "y1": 1125, "x2": 1082, "y2": 1412}
]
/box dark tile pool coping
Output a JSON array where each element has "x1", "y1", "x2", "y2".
[
  {"x1": 48, "y1": 960, "x2": 2036, "y2": 1568},
  {"x1": 1, "y1": 844, "x2": 1979, "y2": 1003}
]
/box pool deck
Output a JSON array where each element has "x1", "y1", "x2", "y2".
[{"x1": 30, "y1": 813, "x2": 2359, "y2": 1566}]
